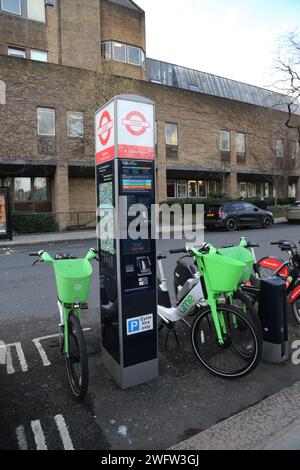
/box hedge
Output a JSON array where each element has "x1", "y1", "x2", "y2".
[
  {"x1": 163, "y1": 194, "x2": 296, "y2": 210},
  {"x1": 13, "y1": 212, "x2": 59, "y2": 234}
]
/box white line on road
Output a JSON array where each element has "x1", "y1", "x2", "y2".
[
  {"x1": 16, "y1": 425, "x2": 28, "y2": 450},
  {"x1": 31, "y1": 420, "x2": 47, "y2": 451},
  {"x1": 0, "y1": 342, "x2": 28, "y2": 374},
  {"x1": 33, "y1": 329, "x2": 92, "y2": 368},
  {"x1": 54, "y1": 414, "x2": 74, "y2": 451}
]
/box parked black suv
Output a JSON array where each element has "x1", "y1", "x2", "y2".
[{"x1": 205, "y1": 201, "x2": 274, "y2": 231}]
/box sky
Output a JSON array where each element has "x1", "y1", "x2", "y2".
[{"x1": 135, "y1": 0, "x2": 300, "y2": 89}]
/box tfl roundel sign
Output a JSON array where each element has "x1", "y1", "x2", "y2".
[
  {"x1": 122, "y1": 111, "x2": 150, "y2": 137},
  {"x1": 95, "y1": 102, "x2": 115, "y2": 164},
  {"x1": 98, "y1": 111, "x2": 113, "y2": 146}
]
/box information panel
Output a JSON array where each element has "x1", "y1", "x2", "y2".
[{"x1": 0, "y1": 188, "x2": 12, "y2": 240}]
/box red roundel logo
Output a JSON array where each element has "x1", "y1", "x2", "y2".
[
  {"x1": 122, "y1": 111, "x2": 150, "y2": 136},
  {"x1": 98, "y1": 111, "x2": 113, "y2": 146}
]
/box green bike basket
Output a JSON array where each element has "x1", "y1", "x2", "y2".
[
  {"x1": 53, "y1": 259, "x2": 93, "y2": 304},
  {"x1": 218, "y1": 246, "x2": 254, "y2": 283},
  {"x1": 202, "y1": 253, "x2": 247, "y2": 293}
]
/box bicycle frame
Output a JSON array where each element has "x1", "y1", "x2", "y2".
[{"x1": 40, "y1": 249, "x2": 96, "y2": 358}]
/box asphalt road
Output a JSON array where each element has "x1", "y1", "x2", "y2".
[{"x1": 1, "y1": 224, "x2": 300, "y2": 450}]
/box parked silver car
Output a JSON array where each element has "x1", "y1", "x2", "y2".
[{"x1": 287, "y1": 202, "x2": 300, "y2": 224}]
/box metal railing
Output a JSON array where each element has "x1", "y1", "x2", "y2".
[{"x1": 55, "y1": 211, "x2": 96, "y2": 230}]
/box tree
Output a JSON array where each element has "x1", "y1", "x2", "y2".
[
  {"x1": 71, "y1": 61, "x2": 138, "y2": 162},
  {"x1": 276, "y1": 31, "x2": 300, "y2": 144}
]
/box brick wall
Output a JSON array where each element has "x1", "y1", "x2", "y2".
[
  {"x1": 0, "y1": 11, "x2": 48, "y2": 57},
  {"x1": 0, "y1": 55, "x2": 299, "y2": 208},
  {"x1": 69, "y1": 177, "x2": 96, "y2": 212},
  {"x1": 100, "y1": 0, "x2": 146, "y2": 52}
]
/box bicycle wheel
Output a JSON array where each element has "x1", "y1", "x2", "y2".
[
  {"x1": 65, "y1": 312, "x2": 89, "y2": 400},
  {"x1": 191, "y1": 304, "x2": 262, "y2": 379},
  {"x1": 231, "y1": 291, "x2": 261, "y2": 327},
  {"x1": 292, "y1": 300, "x2": 300, "y2": 325}
]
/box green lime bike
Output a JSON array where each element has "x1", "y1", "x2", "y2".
[
  {"x1": 165, "y1": 241, "x2": 263, "y2": 378},
  {"x1": 30, "y1": 248, "x2": 98, "y2": 400}
]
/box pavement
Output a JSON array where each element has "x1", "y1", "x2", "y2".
[
  {"x1": 171, "y1": 381, "x2": 300, "y2": 450},
  {"x1": 1, "y1": 221, "x2": 300, "y2": 450},
  {"x1": 0, "y1": 217, "x2": 288, "y2": 249}
]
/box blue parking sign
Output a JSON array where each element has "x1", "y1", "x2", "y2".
[{"x1": 128, "y1": 319, "x2": 140, "y2": 335}]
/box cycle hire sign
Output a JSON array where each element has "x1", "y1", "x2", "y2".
[
  {"x1": 127, "y1": 314, "x2": 154, "y2": 336},
  {"x1": 117, "y1": 99, "x2": 155, "y2": 160},
  {"x1": 95, "y1": 101, "x2": 115, "y2": 165}
]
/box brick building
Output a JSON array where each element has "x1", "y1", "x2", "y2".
[{"x1": 0, "y1": 0, "x2": 300, "y2": 222}]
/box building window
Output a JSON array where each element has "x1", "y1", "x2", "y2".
[
  {"x1": 101, "y1": 42, "x2": 111, "y2": 60},
  {"x1": 1, "y1": 0, "x2": 21, "y2": 15},
  {"x1": 13, "y1": 177, "x2": 51, "y2": 212},
  {"x1": 220, "y1": 131, "x2": 230, "y2": 152},
  {"x1": 276, "y1": 139, "x2": 284, "y2": 158},
  {"x1": 113, "y1": 42, "x2": 126, "y2": 63},
  {"x1": 236, "y1": 133, "x2": 246, "y2": 154},
  {"x1": 26, "y1": 0, "x2": 45, "y2": 22},
  {"x1": 177, "y1": 180, "x2": 187, "y2": 199},
  {"x1": 165, "y1": 123, "x2": 178, "y2": 146},
  {"x1": 67, "y1": 111, "x2": 84, "y2": 138},
  {"x1": 8, "y1": 46, "x2": 25, "y2": 58},
  {"x1": 34, "y1": 178, "x2": 48, "y2": 201},
  {"x1": 239, "y1": 182, "x2": 247, "y2": 198},
  {"x1": 188, "y1": 181, "x2": 197, "y2": 198},
  {"x1": 14, "y1": 178, "x2": 31, "y2": 202},
  {"x1": 289, "y1": 141, "x2": 297, "y2": 159},
  {"x1": 289, "y1": 183, "x2": 296, "y2": 198},
  {"x1": 127, "y1": 45, "x2": 140, "y2": 66},
  {"x1": 198, "y1": 181, "x2": 207, "y2": 198},
  {"x1": 167, "y1": 180, "x2": 176, "y2": 198},
  {"x1": 37, "y1": 108, "x2": 55, "y2": 136},
  {"x1": 188, "y1": 84, "x2": 200, "y2": 92},
  {"x1": 101, "y1": 41, "x2": 145, "y2": 69},
  {"x1": 140, "y1": 50, "x2": 145, "y2": 69},
  {"x1": 31, "y1": 50, "x2": 48, "y2": 62}
]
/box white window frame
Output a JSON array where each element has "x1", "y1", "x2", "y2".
[
  {"x1": 31, "y1": 49, "x2": 48, "y2": 62},
  {"x1": 276, "y1": 139, "x2": 284, "y2": 158},
  {"x1": 198, "y1": 180, "x2": 208, "y2": 199},
  {"x1": 37, "y1": 108, "x2": 55, "y2": 136},
  {"x1": 188, "y1": 181, "x2": 197, "y2": 199},
  {"x1": 177, "y1": 180, "x2": 187, "y2": 199},
  {"x1": 220, "y1": 131, "x2": 231, "y2": 152},
  {"x1": 112, "y1": 42, "x2": 127, "y2": 63},
  {"x1": 8, "y1": 46, "x2": 25, "y2": 58},
  {"x1": 127, "y1": 45, "x2": 141, "y2": 66},
  {"x1": 236, "y1": 133, "x2": 246, "y2": 154},
  {"x1": 101, "y1": 41, "x2": 112, "y2": 60},
  {"x1": 1, "y1": 0, "x2": 21, "y2": 15},
  {"x1": 26, "y1": 0, "x2": 45, "y2": 23},
  {"x1": 165, "y1": 123, "x2": 178, "y2": 146}
]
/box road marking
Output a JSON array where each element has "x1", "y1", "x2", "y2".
[
  {"x1": 17, "y1": 415, "x2": 74, "y2": 450},
  {"x1": 54, "y1": 414, "x2": 74, "y2": 451},
  {"x1": 33, "y1": 329, "x2": 92, "y2": 367},
  {"x1": 31, "y1": 420, "x2": 47, "y2": 450},
  {"x1": 0, "y1": 342, "x2": 28, "y2": 374},
  {"x1": 16, "y1": 425, "x2": 28, "y2": 450}
]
